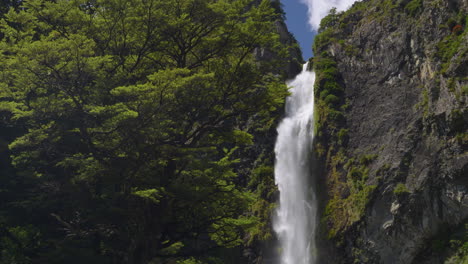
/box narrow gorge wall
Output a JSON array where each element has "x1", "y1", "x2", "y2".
[{"x1": 312, "y1": 0, "x2": 468, "y2": 263}]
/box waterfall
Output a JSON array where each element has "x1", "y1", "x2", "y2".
[
  {"x1": 273, "y1": 63, "x2": 317, "y2": 264},
  {"x1": 273, "y1": 1, "x2": 359, "y2": 262}
]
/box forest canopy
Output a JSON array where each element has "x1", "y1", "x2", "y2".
[{"x1": 0, "y1": 0, "x2": 290, "y2": 263}]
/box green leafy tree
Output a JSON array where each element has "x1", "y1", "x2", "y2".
[{"x1": 0, "y1": 0, "x2": 289, "y2": 262}]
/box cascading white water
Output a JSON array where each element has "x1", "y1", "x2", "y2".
[
  {"x1": 273, "y1": 63, "x2": 317, "y2": 264},
  {"x1": 273, "y1": 2, "x2": 360, "y2": 263}
]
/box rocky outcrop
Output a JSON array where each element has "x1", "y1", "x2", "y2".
[
  {"x1": 253, "y1": 0, "x2": 303, "y2": 79},
  {"x1": 273, "y1": 19, "x2": 304, "y2": 78},
  {"x1": 312, "y1": 0, "x2": 468, "y2": 263},
  {"x1": 254, "y1": 18, "x2": 303, "y2": 79}
]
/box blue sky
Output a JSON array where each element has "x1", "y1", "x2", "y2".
[
  {"x1": 281, "y1": 0, "x2": 359, "y2": 60},
  {"x1": 282, "y1": 0, "x2": 315, "y2": 60}
]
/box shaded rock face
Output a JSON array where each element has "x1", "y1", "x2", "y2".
[
  {"x1": 314, "y1": 0, "x2": 468, "y2": 263},
  {"x1": 274, "y1": 19, "x2": 304, "y2": 78},
  {"x1": 254, "y1": 19, "x2": 303, "y2": 79},
  {"x1": 253, "y1": 0, "x2": 303, "y2": 79}
]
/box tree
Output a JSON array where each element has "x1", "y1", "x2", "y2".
[{"x1": 0, "y1": 0, "x2": 289, "y2": 262}]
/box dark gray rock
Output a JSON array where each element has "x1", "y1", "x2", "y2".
[
  {"x1": 315, "y1": 0, "x2": 468, "y2": 263},
  {"x1": 252, "y1": 0, "x2": 303, "y2": 79}
]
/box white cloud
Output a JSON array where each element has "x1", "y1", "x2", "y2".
[{"x1": 299, "y1": 0, "x2": 360, "y2": 31}]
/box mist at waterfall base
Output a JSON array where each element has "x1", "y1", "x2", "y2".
[{"x1": 273, "y1": 64, "x2": 317, "y2": 264}]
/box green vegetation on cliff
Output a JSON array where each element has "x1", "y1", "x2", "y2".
[
  {"x1": 312, "y1": 7, "x2": 377, "y2": 241},
  {"x1": 312, "y1": 1, "x2": 467, "y2": 263}
]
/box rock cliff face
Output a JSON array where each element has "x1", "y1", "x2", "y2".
[
  {"x1": 253, "y1": 0, "x2": 303, "y2": 79},
  {"x1": 312, "y1": 0, "x2": 468, "y2": 263}
]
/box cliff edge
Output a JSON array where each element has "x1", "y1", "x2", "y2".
[{"x1": 312, "y1": 0, "x2": 468, "y2": 263}]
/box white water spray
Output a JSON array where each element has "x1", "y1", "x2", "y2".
[{"x1": 273, "y1": 63, "x2": 317, "y2": 264}]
